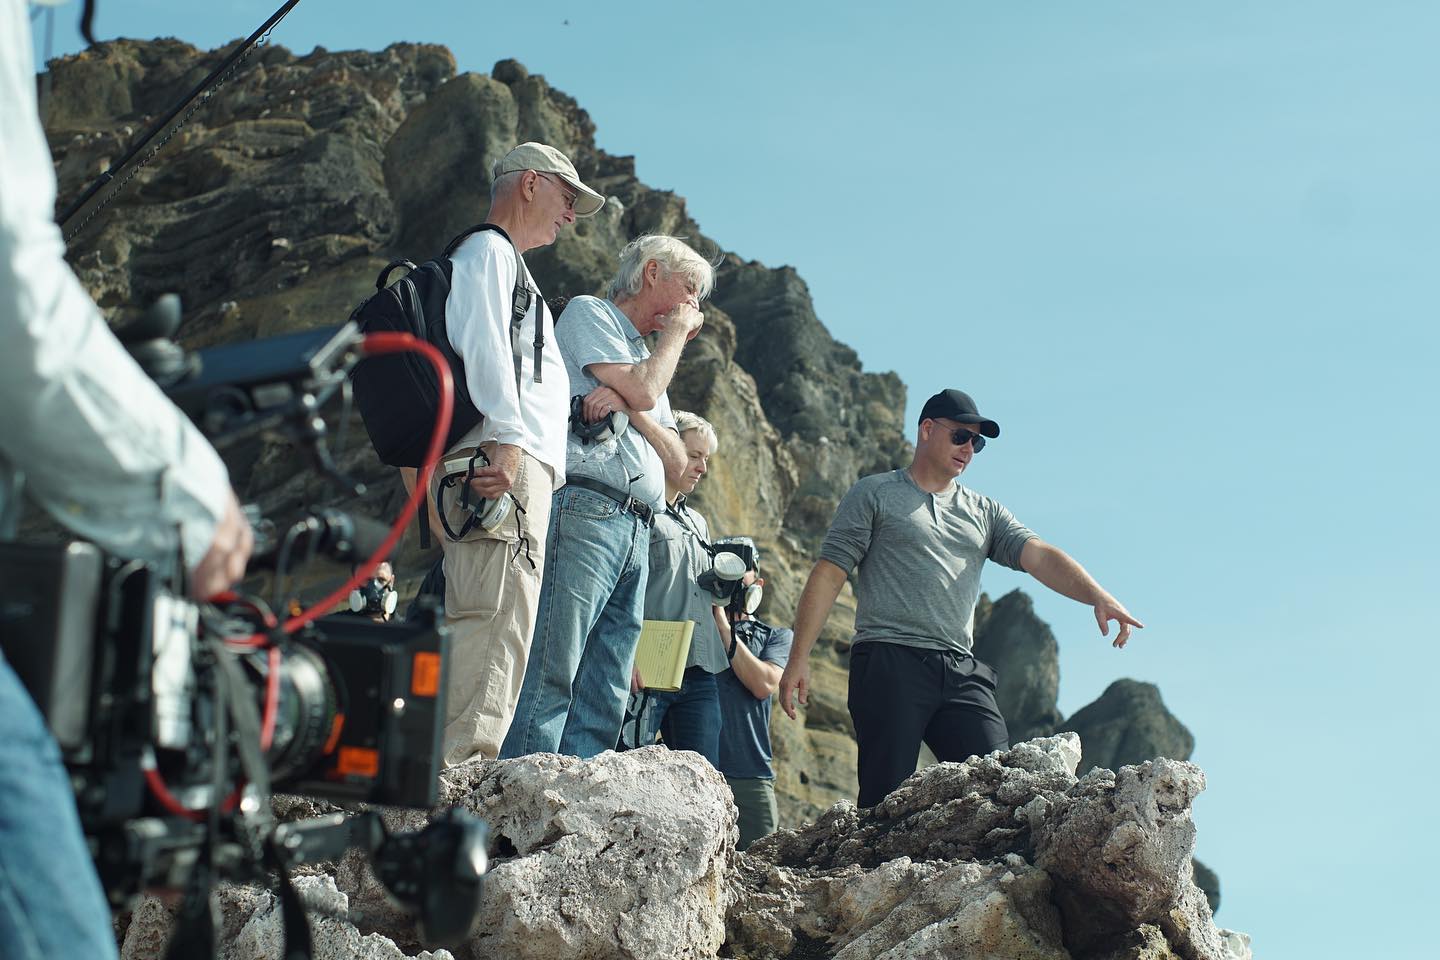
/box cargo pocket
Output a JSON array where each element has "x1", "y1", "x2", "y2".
[{"x1": 434, "y1": 444, "x2": 527, "y2": 546}]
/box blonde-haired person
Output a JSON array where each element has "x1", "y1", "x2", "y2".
[
  {"x1": 501, "y1": 238, "x2": 713, "y2": 760},
  {"x1": 629, "y1": 410, "x2": 732, "y2": 765}
]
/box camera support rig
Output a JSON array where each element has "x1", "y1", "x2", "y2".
[{"x1": 0, "y1": 301, "x2": 480, "y2": 958}]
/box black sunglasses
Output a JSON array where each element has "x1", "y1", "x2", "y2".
[{"x1": 947, "y1": 427, "x2": 986, "y2": 452}]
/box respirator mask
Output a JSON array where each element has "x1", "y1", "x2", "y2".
[
  {"x1": 349, "y1": 577, "x2": 398, "y2": 619},
  {"x1": 696, "y1": 539, "x2": 762, "y2": 614},
  {"x1": 436, "y1": 448, "x2": 512, "y2": 539}
]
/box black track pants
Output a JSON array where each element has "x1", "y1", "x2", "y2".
[{"x1": 847, "y1": 641, "x2": 1010, "y2": 808}]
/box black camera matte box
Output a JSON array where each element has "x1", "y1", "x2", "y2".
[
  {"x1": 0, "y1": 541, "x2": 102, "y2": 749},
  {"x1": 291, "y1": 614, "x2": 450, "y2": 809}
]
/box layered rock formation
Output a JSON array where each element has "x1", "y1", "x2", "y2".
[
  {"x1": 42, "y1": 36, "x2": 1221, "y2": 927},
  {"x1": 42, "y1": 35, "x2": 898, "y2": 829}
]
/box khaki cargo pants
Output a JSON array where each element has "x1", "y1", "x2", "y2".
[{"x1": 433, "y1": 443, "x2": 552, "y2": 766}]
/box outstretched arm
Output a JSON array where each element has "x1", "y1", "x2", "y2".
[
  {"x1": 777, "y1": 559, "x2": 849, "y2": 718},
  {"x1": 1020, "y1": 539, "x2": 1143, "y2": 648}
]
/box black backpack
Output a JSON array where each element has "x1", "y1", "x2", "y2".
[{"x1": 348, "y1": 223, "x2": 546, "y2": 467}]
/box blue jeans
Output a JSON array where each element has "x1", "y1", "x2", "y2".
[
  {"x1": 0, "y1": 653, "x2": 117, "y2": 960},
  {"x1": 646, "y1": 666, "x2": 721, "y2": 767},
  {"x1": 500, "y1": 486, "x2": 650, "y2": 759}
]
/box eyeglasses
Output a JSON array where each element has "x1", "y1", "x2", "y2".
[
  {"x1": 538, "y1": 173, "x2": 577, "y2": 211},
  {"x1": 947, "y1": 427, "x2": 986, "y2": 452}
]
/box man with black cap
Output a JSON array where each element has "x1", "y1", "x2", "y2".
[{"x1": 778, "y1": 389, "x2": 1143, "y2": 808}]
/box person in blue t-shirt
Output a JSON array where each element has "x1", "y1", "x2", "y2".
[{"x1": 712, "y1": 537, "x2": 793, "y2": 850}]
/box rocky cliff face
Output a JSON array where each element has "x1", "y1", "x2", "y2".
[
  {"x1": 46, "y1": 39, "x2": 1205, "y2": 892},
  {"x1": 43, "y1": 36, "x2": 904, "y2": 829}
]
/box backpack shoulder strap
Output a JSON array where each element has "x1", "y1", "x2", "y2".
[
  {"x1": 441, "y1": 223, "x2": 493, "y2": 258},
  {"x1": 441, "y1": 223, "x2": 544, "y2": 394}
]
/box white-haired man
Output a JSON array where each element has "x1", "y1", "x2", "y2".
[
  {"x1": 431, "y1": 142, "x2": 604, "y2": 765},
  {"x1": 502, "y1": 236, "x2": 710, "y2": 759}
]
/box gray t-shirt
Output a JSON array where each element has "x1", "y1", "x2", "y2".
[
  {"x1": 820, "y1": 469, "x2": 1036, "y2": 654},
  {"x1": 716, "y1": 621, "x2": 793, "y2": 779},
  {"x1": 644, "y1": 497, "x2": 728, "y2": 674},
  {"x1": 557, "y1": 295, "x2": 676, "y2": 509}
]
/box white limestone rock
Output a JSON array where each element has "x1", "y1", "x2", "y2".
[
  {"x1": 725, "y1": 853, "x2": 1068, "y2": 959},
  {"x1": 1033, "y1": 757, "x2": 1224, "y2": 960},
  {"x1": 229, "y1": 875, "x2": 454, "y2": 960},
  {"x1": 333, "y1": 748, "x2": 735, "y2": 960}
]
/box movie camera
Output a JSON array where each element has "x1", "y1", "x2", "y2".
[{"x1": 0, "y1": 302, "x2": 482, "y2": 956}]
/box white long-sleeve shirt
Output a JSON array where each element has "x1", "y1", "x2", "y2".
[
  {"x1": 0, "y1": 0, "x2": 229, "y2": 572},
  {"x1": 444, "y1": 229, "x2": 569, "y2": 487}
]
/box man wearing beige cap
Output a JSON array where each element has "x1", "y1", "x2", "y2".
[{"x1": 432, "y1": 141, "x2": 604, "y2": 765}]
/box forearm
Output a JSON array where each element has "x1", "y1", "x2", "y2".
[
  {"x1": 627, "y1": 326, "x2": 689, "y2": 405},
  {"x1": 791, "y1": 559, "x2": 849, "y2": 663},
  {"x1": 730, "y1": 637, "x2": 783, "y2": 699},
  {"x1": 629, "y1": 410, "x2": 685, "y2": 478},
  {"x1": 1021, "y1": 539, "x2": 1112, "y2": 606}
]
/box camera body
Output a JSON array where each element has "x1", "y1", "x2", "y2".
[
  {"x1": 0, "y1": 319, "x2": 485, "y2": 950},
  {"x1": 0, "y1": 536, "x2": 448, "y2": 896}
]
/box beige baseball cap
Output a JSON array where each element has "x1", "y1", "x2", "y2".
[{"x1": 491, "y1": 142, "x2": 606, "y2": 218}]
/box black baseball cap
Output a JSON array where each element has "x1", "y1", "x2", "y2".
[{"x1": 918, "y1": 389, "x2": 1000, "y2": 438}]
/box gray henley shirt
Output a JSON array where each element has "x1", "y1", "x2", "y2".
[{"x1": 819, "y1": 469, "x2": 1037, "y2": 655}]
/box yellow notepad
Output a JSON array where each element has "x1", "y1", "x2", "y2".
[{"x1": 634, "y1": 619, "x2": 695, "y2": 692}]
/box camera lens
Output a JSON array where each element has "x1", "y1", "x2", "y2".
[{"x1": 252, "y1": 644, "x2": 339, "y2": 784}]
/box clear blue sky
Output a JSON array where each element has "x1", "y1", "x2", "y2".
[{"x1": 35, "y1": 2, "x2": 1440, "y2": 957}]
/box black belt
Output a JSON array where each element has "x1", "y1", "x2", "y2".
[{"x1": 565, "y1": 476, "x2": 654, "y2": 526}]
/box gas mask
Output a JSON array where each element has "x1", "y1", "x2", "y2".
[
  {"x1": 349, "y1": 577, "x2": 398, "y2": 620},
  {"x1": 727, "y1": 580, "x2": 763, "y2": 617},
  {"x1": 697, "y1": 540, "x2": 762, "y2": 614},
  {"x1": 437, "y1": 449, "x2": 512, "y2": 538}
]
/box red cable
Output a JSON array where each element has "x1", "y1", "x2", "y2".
[
  {"x1": 260, "y1": 645, "x2": 280, "y2": 751},
  {"x1": 278, "y1": 332, "x2": 453, "y2": 635},
  {"x1": 144, "y1": 767, "x2": 240, "y2": 821},
  {"x1": 147, "y1": 332, "x2": 453, "y2": 817}
]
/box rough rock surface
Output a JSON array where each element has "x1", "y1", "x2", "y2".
[
  {"x1": 118, "y1": 738, "x2": 1249, "y2": 960},
  {"x1": 727, "y1": 853, "x2": 1069, "y2": 960},
  {"x1": 730, "y1": 735, "x2": 1243, "y2": 960},
  {"x1": 1032, "y1": 759, "x2": 1221, "y2": 960},
  {"x1": 337, "y1": 749, "x2": 734, "y2": 960},
  {"x1": 119, "y1": 877, "x2": 453, "y2": 960},
  {"x1": 754, "y1": 736, "x2": 1083, "y2": 872}
]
